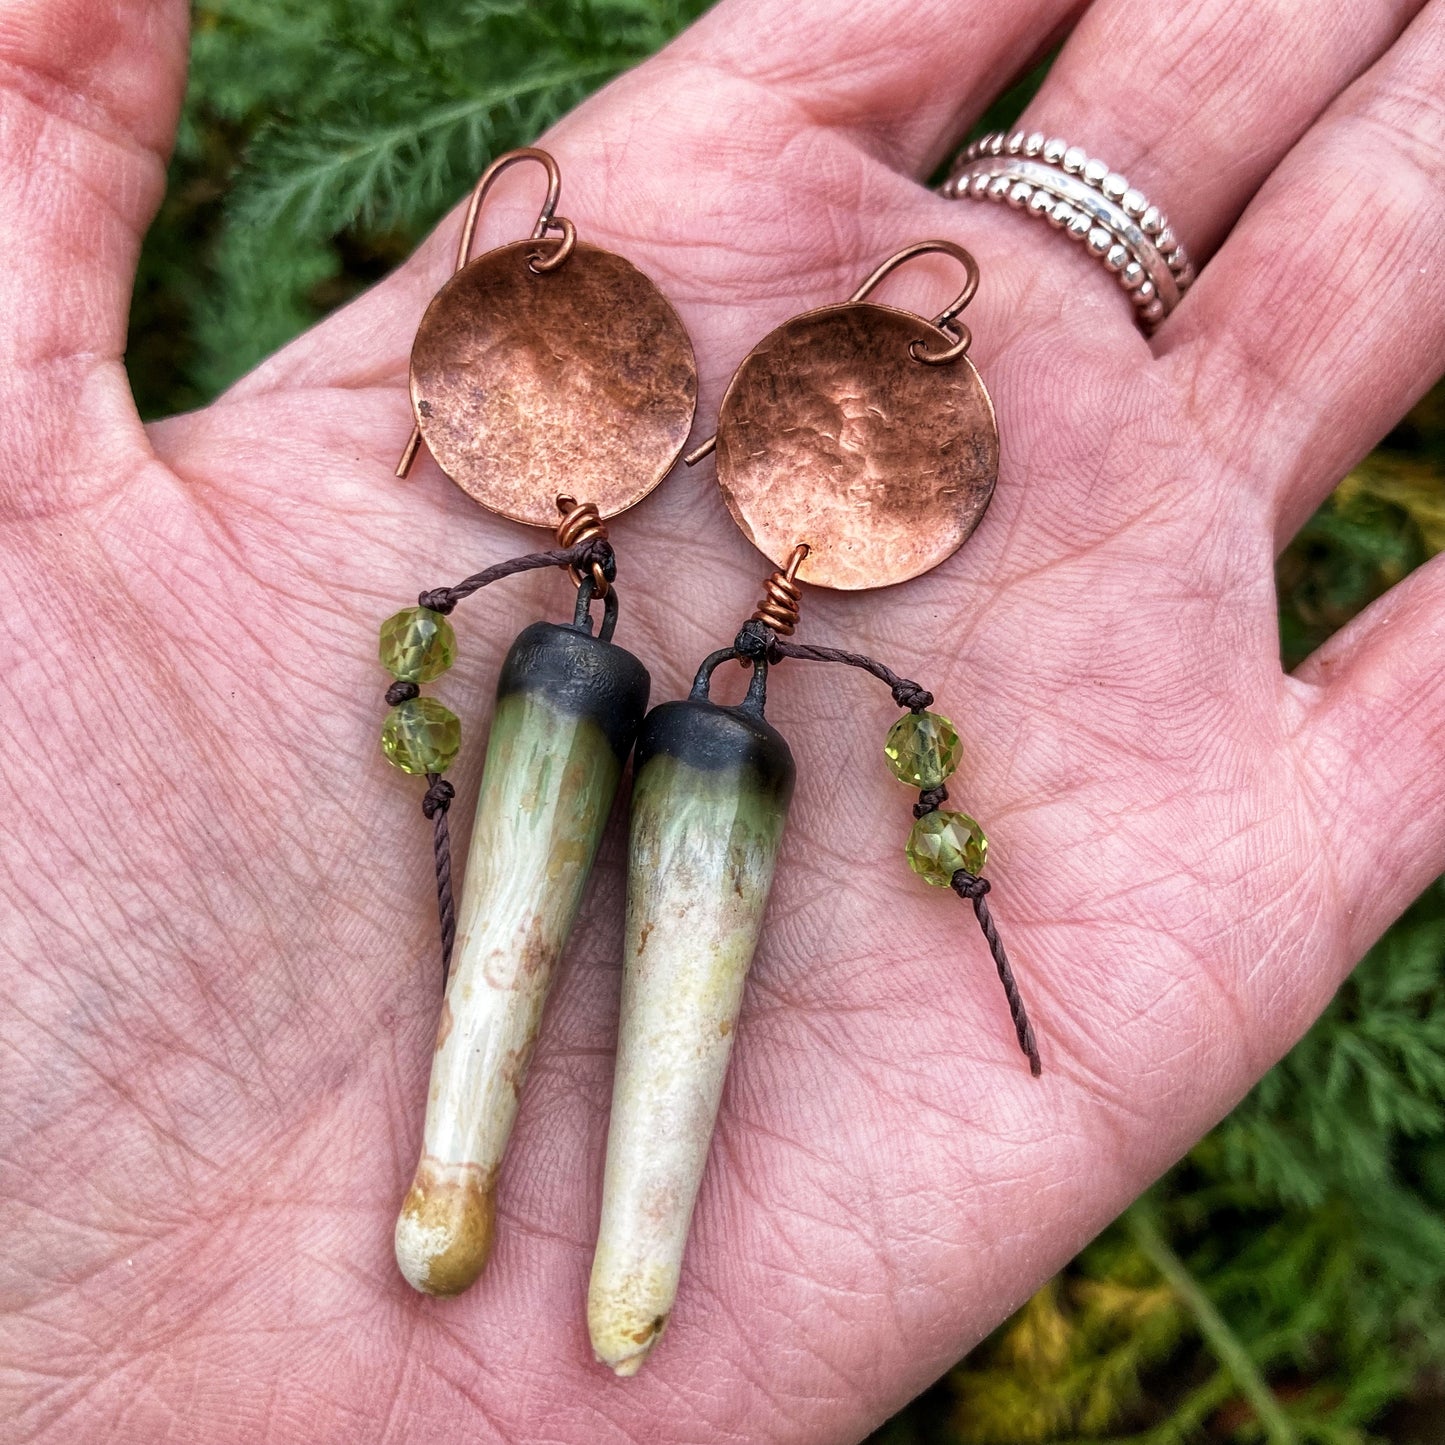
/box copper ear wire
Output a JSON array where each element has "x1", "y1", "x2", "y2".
[
  {"x1": 555, "y1": 495, "x2": 610, "y2": 597},
  {"x1": 397, "y1": 148, "x2": 576, "y2": 478},
  {"x1": 454, "y1": 147, "x2": 565, "y2": 272},
  {"x1": 750, "y1": 544, "x2": 809, "y2": 636},
  {"x1": 848, "y1": 239, "x2": 980, "y2": 365}
]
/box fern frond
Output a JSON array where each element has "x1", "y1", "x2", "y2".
[{"x1": 231, "y1": 68, "x2": 613, "y2": 238}]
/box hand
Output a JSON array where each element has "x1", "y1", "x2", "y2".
[{"x1": 5, "y1": 0, "x2": 1444, "y2": 1438}]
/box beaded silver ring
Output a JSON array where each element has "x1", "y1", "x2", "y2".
[{"x1": 941, "y1": 130, "x2": 1195, "y2": 332}]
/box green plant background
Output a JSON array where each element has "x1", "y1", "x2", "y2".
[{"x1": 128, "y1": 5, "x2": 1445, "y2": 1440}]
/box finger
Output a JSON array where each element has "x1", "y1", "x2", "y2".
[
  {"x1": 1292, "y1": 549, "x2": 1445, "y2": 959},
  {"x1": 1165, "y1": 1, "x2": 1445, "y2": 544},
  {"x1": 670, "y1": 0, "x2": 1082, "y2": 175},
  {"x1": 1008, "y1": 0, "x2": 1424, "y2": 262},
  {"x1": 0, "y1": 0, "x2": 188, "y2": 519}
]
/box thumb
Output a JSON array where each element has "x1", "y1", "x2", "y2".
[{"x1": 0, "y1": 0, "x2": 188, "y2": 520}]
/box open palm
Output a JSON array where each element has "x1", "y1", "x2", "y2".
[{"x1": 6, "y1": 0, "x2": 1445, "y2": 1439}]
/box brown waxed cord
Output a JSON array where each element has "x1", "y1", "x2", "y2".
[
  {"x1": 955, "y1": 877, "x2": 1041, "y2": 1077},
  {"x1": 418, "y1": 538, "x2": 613, "y2": 615},
  {"x1": 390, "y1": 536, "x2": 616, "y2": 991},
  {"x1": 733, "y1": 617, "x2": 1041, "y2": 1077},
  {"x1": 769, "y1": 639, "x2": 935, "y2": 713},
  {"x1": 422, "y1": 776, "x2": 457, "y2": 986},
  {"x1": 914, "y1": 784, "x2": 949, "y2": 818},
  {"x1": 923, "y1": 786, "x2": 1041, "y2": 1078}
]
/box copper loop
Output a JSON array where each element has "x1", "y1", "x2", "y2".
[
  {"x1": 528, "y1": 216, "x2": 577, "y2": 274},
  {"x1": 555, "y1": 495, "x2": 609, "y2": 596},
  {"x1": 909, "y1": 323, "x2": 971, "y2": 366},
  {"x1": 849, "y1": 239, "x2": 980, "y2": 365},
  {"x1": 751, "y1": 543, "x2": 809, "y2": 637}
]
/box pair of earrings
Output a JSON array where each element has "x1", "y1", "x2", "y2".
[{"x1": 374, "y1": 148, "x2": 1039, "y2": 1376}]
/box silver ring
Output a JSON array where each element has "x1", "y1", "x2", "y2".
[{"x1": 941, "y1": 131, "x2": 1195, "y2": 332}]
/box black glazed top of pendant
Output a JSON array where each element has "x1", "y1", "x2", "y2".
[
  {"x1": 498, "y1": 620, "x2": 651, "y2": 761},
  {"x1": 636, "y1": 698, "x2": 796, "y2": 803}
]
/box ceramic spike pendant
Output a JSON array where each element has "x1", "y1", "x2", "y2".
[
  {"x1": 395, "y1": 621, "x2": 649, "y2": 1293},
  {"x1": 589, "y1": 660, "x2": 793, "y2": 1372}
]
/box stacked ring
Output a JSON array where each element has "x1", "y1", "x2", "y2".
[{"x1": 942, "y1": 131, "x2": 1195, "y2": 331}]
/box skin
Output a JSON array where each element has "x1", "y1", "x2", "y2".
[{"x1": 2, "y1": 0, "x2": 1444, "y2": 1440}]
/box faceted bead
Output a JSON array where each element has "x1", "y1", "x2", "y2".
[
  {"x1": 906, "y1": 810, "x2": 988, "y2": 886},
  {"x1": 382, "y1": 697, "x2": 461, "y2": 775},
  {"x1": 379, "y1": 606, "x2": 456, "y2": 683},
  {"x1": 884, "y1": 711, "x2": 962, "y2": 788}
]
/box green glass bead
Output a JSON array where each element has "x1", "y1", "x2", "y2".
[
  {"x1": 884, "y1": 710, "x2": 962, "y2": 788},
  {"x1": 382, "y1": 697, "x2": 461, "y2": 775},
  {"x1": 379, "y1": 606, "x2": 456, "y2": 683},
  {"x1": 906, "y1": 810, "x2": 987, "y2": 886}
]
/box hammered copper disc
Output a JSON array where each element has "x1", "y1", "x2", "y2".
[
  {"x1": 409, "y1": 239, "x2": 697, "y2": 525},
  {"x1": 714, "y1": 302, "x2": 998, "y2": 590}
]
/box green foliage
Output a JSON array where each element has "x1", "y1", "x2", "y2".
[{"x1": 129, "y1": 7, "x2": 1445, "y2": 1442}]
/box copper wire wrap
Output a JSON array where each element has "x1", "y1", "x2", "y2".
[
  {"x1": 751, "y1": 544, "x2": 809, "y2": 636},
  {"x1": 555, "y1": 496, "x2": 610, "y2": 596}
]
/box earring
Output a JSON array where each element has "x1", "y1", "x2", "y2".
[
  {"x1": 587, "y1": 241, "x2": 1039, "y2": 1375},
  {"x1": 375, "y1": 148, "x2": 697, "y2": 1297}
]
